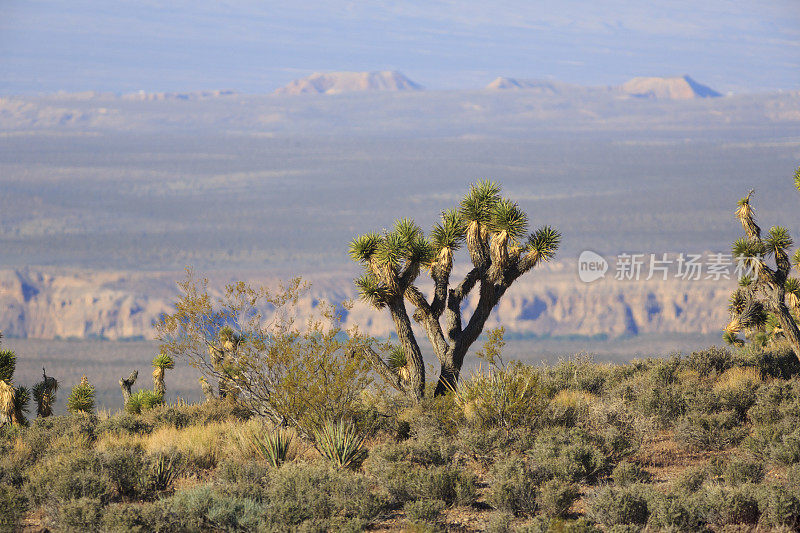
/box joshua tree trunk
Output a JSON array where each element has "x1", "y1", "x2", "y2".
[
  {"x1": 119, "y1": 370, "x2": 138, "y2": 405},
  {"x1": 153, "y1": 368, "x2": 166, "y2": 397}
]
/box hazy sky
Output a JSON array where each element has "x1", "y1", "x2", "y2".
[{"x1": 1, "y1": 0, "x2": 799, "y2": 95}]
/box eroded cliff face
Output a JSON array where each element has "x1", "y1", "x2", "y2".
[{"x1": 0, "y1": 267, "x2": 733, "y2": 340}]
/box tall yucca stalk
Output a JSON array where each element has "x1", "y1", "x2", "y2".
[
  {"x1": 0, "y1": 380, "x2": 15, "y2": 426},
  {"x1": 152, "y1": 352, "x2": 175, "y2": 397},
  {"x1": 313, "y1": 419, "x2": 368, "y2": 469},
  {"x1": 32, "y1": 367, "x2": 58, "y2": 418}
]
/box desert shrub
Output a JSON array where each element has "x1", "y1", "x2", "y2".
[
  {"x1": 366, "y1": 455, "x2": 476, "y2": 507},
  {"x1": 543, "y1": 355, "x2": 614, "y2": 396},
  {"x1": 0, "y1": 484, "x2": 26, "y2": 531},
  {"x1": 100, "y1": 445, "x2": 148, "y2": 500},
  {"x1": 485, "y1": 511, "x2": 514, "y2": 533},
  {"x1": 538, "y1": 478, "x2": 579, "y2": 518},
  {"x1": 756, "y1": 485, "x2": 800, "y2": 529},
  {"x1": 405, "y1": 498, "x2": 445, "y2": 524},
  {"x1": 456, "y1": 424, "x2": 504, "y2": 461},
  {"x1": 611, "y1": 461, "x2": 651, "y2": 486},
  {"x1": 737, "y1": 344, "x2": 800, "y2": 379},
  {"x1": 97, "y1": 414, "x2": 154, "y2": 436},
  {"x1": 769, "y1": 427, "x2": 800, "y2": 465},
  {"x1": 22, "y1": 415, "x2": 97, "y2": 462},
  {"x1": 54, "y1": 497, "x2": 104, "y2": 532},
  {"x1": 713, "y1": 366, "x2": 762, "y2": 417},
  {"x1": 156, "y1": 274, "x2": 373, "y2": 436},
  {"x1": 125, "y1": 389, "x2": 164, "y2": 415},
  {"x1": 529, "y1": 428, "x2": 609, "y2": 483},
  {"x1": 687, "y1": 346, "x2": 733, "y2": 375},
  {"x1": 157, "y1": 485, "x2": 266, "y2": 532},
  {"x1": 517, "y1": 517, "x2": 601, "y2": 533},
  {"x1": 585, "y1": 484, "x2": 650, "y2": 528},
  {"x1": 646, "y1": 492, "x2": 704, "y2": 532},
  {"x1": 25, "y1": 450, "x2": 115, "y2": 505},
  {"x1": 723, "y1": 455, "x2": 765, "y2": 485},
  {"x1": 672, "y1": 465, "x2": 707, "y2": 494},
  {"x1": 698, "y1": 484, "x2": 760, "y2": 525},
  {"x1": 264, "y1": 462, "x2": 386, "y2": 526},
  {"x1": 148, "y1": 405, "x2": 192, "y2": 430},
  {"x1": 101, "y1": 503, "x2": 154, "y2": 533},
  {"x1": 454, "y1": 361, "x2": 548, "y2": 433},
  {"x1": 675, "y1": 410, "x2": 747, "y2": 451},
  {"x1": 544, "y1": 389, "x2": 595, "y2": 427},
  {"x1": 486, "y1": 455, "x2": 543, "y2": 516}
]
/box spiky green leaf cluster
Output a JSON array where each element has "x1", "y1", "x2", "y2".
[
  {"x1": 313, "y1": 419, "x2": 368, "y2": 469},
  {"x1": 728, "y1": 289, "x2": 748, "y2": 316},
  {"x1": 13, "y1": 385, "x2": 29, "y2": 416},
  {"x1": 785, "y1": 277, "x2": 800, "y2": 297},
  {"x1": 459, "y1": 180, "x2": 501, "y2": 224},
  {"x1": 242, "y1": 426, "x2": 293, "y2": 467},
  {"x1": 732, "y1": 238, "x2": 766, "y2": 263},
  {"x1": 152, "y1": 352, "x2": 175, "y2": 370},
  {"x1": 738, "y1": 300, "x2": 767, "y2": 329},
  {"x1": 489, "y1": 198, "x2": 529, "y2": 240},
  {"x1": 765, "y1": 313, "x2": 783, "y2": 336},
  {"x1": 32, "y1": 377, "x2": 57, "y2": 418},
  {"x1": 764, "y1": 226, "x2": 793, "y2": 256},
  {"x1": 794, "y1": 166, "x2": 800, "y2": 193},
  {"x1": 349, "y1": 233, "x2": 382, "y2": 263},
  {"x1": 354, "y1": 273, "x2": 389, "y2": 309},
  {"x1": 67, "y1": 376, "x2": 96, "y2": 414},
  {"x1": 387, "y1": 346, "x2": 408, "y2": 370},
  {"x1": 722, "y1": 331, "x2": 744, "y2": 347},
  {"x1": 0, "y1": 349, "x2": 15, "y2": 383},
  {"x1": 125, "y1": 389, "x2": 164, "y2": 415},
  {"x1": 431, "y1": 209, "x2": 467, "y2": 251},
  {"x1": 527, "y1": 226, "x2": 562, "y2": 261}
]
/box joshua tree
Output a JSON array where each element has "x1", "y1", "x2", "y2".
[
  {"x1": 0, "y1": 332, "x2": 28, "y2": 425},
  {"x1": 725, "y1": 167, "x2": 800, "y2": 363},
  {"x1": 199, "y1": 376, "x2": 215, "y2": 402},
  {"x1": 119, "y1": 370, "x2": 138, "y2": 405},
  {"x1": 350, "y1": 181, "x2": 560, "y2": 399},
  {"x1": 32, "y1": 367, "x2": 58, "y2": 418},
  {"x1": 152, "y1": 352, "x2": 175, "y2": 397},
  {"x1": 207, "y1": 326, "x2": 243, "y2": 400},
  {"x1": 67, "y1": 375, "x2": 96, "y2": 414}
]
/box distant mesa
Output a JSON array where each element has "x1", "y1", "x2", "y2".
[
  {"x1": 122, "y1": 90, "x2": 236, "y2": 102},
  {"x1": 273, "y1": 71, "x2": 423, "y2": 95},
  {"x1": 620, "y1": 76, "x2": 721, "y2": 99},
  {"x1": 485, "y1": 77, "x2": 575, "y2": 94}
]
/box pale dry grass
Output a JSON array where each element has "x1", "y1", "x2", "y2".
[{"x1": 712, "y1": 366, "x2": 762, "y2": 394}]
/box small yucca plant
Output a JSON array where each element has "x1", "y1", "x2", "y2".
[
  {"x1": 240, "y1": 425, "x2": 294, "y2": 467},
  {"x1": 313, "y1": 419, "x2": 368, "y2": 469},
  {"x1": 125, "y1": 389, "x2": 164, "y2": 414},
  {"x1": 67, "y1": 375, "x2": 96, "y2": 414}
]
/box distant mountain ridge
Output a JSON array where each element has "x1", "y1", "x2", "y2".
[
  {"x1": 486, "y1": 75, "x2": 722, "y2": 100},
  {"x1": 273, "y1": 71, "x2": 423, "y2": 95},
  {"x1": 0, "y1": 267, "x2": 732, "y2": 340},
  {"x1": 621, "y1": 76, "x2": 721, "y2": 99}
]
